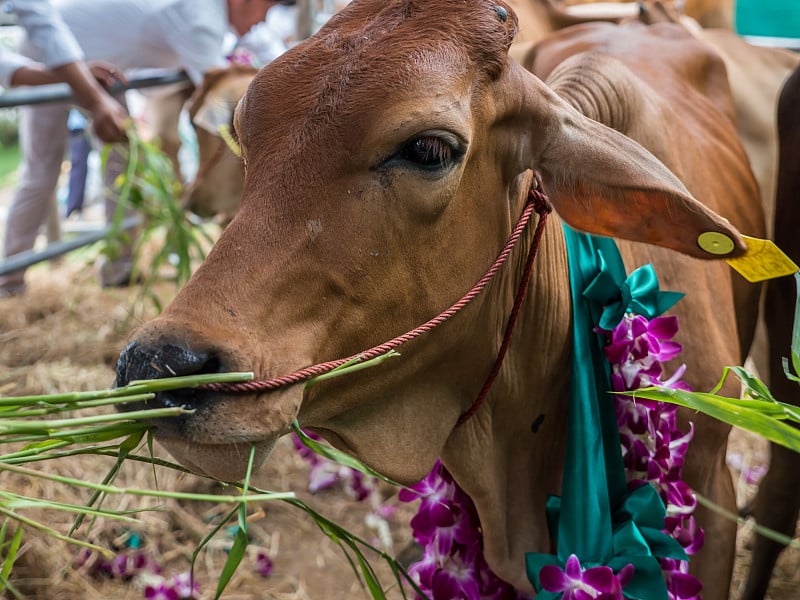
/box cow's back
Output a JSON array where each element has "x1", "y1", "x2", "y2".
[{"x1": 697, "y1": 28, "x2": 800, "y2": 221}]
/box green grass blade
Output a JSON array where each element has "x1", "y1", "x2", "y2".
[
  {"x1": 0, "y1": 493, "x2": 141, "y2": 522},
  {"x1": 355, "y1": 550, "x2": 387, "y2": 599},
  {"x1": 729, "y1": 366, "x2": 777, "y2": 402},
  {"x1": 0, "y1": 406, "x2": 189, "y2": 433},
  {"x1": 0, "y1": 524, "x2": 23, "y2": 583},
  {"x1": 291, "y1": 422, "x2": 405, "y2": 488},
  {"x1": 0, "y1": 462, "x2": 295, "y2": 504},
  {"x1": 629, "y1": 387, "x2": 800, "y2": 453},
  {"x1": 214, "y1": 446, "x2": 258, "y2": 598},
  {"x1": 191, "y1": 506, "x2": 238, "y2": 583},
  {"x1": 695, "y1": 492, "x2": 800, "y2": 549},
  {"x1": 0, "y1": 507, "x2": 112, "y2": 557},
  {"x1": 792, "y1": 273, "x2": 800, "y2": 377},
  {"x1": 0, "y1": 571, "x2": 24, "y2": 600},
  {"x1": 305, "y1": 350, "x2": 401, "y2": 387},
  {"x1": 69, "y1": 429, "x2": 146, "y2": 536},
  {"x1": 274, "y1": 495, "x2": 427, "y2": 599},
  {"x1": 214, "y1": 526, "x2": 249, "y2": 599}
]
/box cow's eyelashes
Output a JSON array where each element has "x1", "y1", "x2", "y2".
[
  {"x1": 399, "y1": 136, "x2": 453, "y2": 168},
  {"x1": 383, "y1": 133, "x2": 465, "y2": 172}
]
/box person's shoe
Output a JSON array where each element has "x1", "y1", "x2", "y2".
[{"x1": 96, "y1": 255, "x2": 137, "y2": 288}]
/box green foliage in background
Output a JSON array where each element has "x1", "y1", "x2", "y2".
[
  {"x1": 0, "y1": 109, "x2": 19, "y2": 148},
  {"x1": 102, "y1": 127, "x2": 217, "y2": 312}
]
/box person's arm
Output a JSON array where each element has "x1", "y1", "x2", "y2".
[
  {"x1": 0, "y1": 47, "x2": 53, "y2": 86},
  {"x1": 10, "y1": 0, "x2": 129, "y2": 142},
  {"x1": 9, "y1": 64, "x2": 60, "y2": 86}
]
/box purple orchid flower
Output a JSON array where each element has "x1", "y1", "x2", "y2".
[
  {"x1": 143, "y1": 572, "x2": 199, "y2": 600},
  {"x1": 256, "y1": 549, "x2": 274, "y2": 577},
  {"x1": 539, "y1": 554, "x2": 634, "y2": 600},
  {"x1": 400, "y1": 460, "x2": 530, "y2": 600}
]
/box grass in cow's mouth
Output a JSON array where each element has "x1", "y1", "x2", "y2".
[
  {"x1": 2, "y1": 337, "x2": 799, "y2": 598},
  {"x1": 0, "y1": 355, "x2": 423, "y2": 599}
]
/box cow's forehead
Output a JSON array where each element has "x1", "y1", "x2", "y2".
[
  {"x1": 314, "y1": 0, "x2": 519, "y2": 68},
  {"x1": 236, "y1": 0, "x2": 518, "y2": 166}
]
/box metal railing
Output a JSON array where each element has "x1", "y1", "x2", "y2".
[
  {"x1": 0, "y1": 217, "x2": 140, "y2": 277},
  {"x1": 0, "y1": 69, "x2": 190, "y2": 109}
]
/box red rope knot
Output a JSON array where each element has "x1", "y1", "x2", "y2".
[{"x1": 529, "y1": 175, "x2": 552, "y2": 217}]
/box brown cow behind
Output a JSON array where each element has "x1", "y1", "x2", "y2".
[
  {"x1": 183, "y1": 65, "x2": 258, "y2": 223},
  {"x1": 634, "y1": 0, "x2": 800, "y2": 222},
  {"x1": 562, "y1": 0, "x2": 733, "y2": 28},
  {"x1": 117, "y1": 1, "x2": 793, "y2": 597}
]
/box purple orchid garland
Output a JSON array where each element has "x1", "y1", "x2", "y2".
[
  {"x1": 597, "y1": 313, "x2": 704, "y2": 599},
  {"x1": 397, "y1": 462, "x2": 528, "y2": 600},
  {"x1": 395, "y1": 311, "x2": 703, "y2": 600}
]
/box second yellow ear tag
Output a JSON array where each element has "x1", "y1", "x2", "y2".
[{"x1": 725, "y1": 235, "x2": 799, "y2": 282}]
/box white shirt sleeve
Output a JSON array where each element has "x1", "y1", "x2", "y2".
[
  {"x1": 0, "y1": 46, "x2": 36, "y2": 87},
  {"x1": 6, "y1": 0, "x2": 84, "y2": 67}
]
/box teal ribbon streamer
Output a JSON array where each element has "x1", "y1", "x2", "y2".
[{"x1": 525, "y1": 227, "x2": 686, "y2": 599}]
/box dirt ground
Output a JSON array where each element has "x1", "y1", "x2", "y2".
[{"x1": 0, "y1": 240, "x2": 798, "y2": 599}]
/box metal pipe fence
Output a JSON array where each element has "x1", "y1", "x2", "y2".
[
  {"x1": 0, "y1": 217, "x2": 140, "y2": 277},
  {"x1": 0, "y1": 69, "x2": 190, "y2": 109}
]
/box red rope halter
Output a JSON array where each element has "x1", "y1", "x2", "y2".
[{"x1": 201, "y1": 186, "x2": 553, "y2": 425}]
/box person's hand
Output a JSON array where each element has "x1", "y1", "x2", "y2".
[
  {"x1": 53, "y1": 61, "x2": 129, "y2": 143},
  {"x1": 88, "y1": 61, "x2": 127, "y2": 88},
  {"x1": 87, "y1": 92, "x2": 130, "y2": 144}
]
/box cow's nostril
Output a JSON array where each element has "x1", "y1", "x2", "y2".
[
  {"x1": 115, "y1": 340, "x2": 222, "y2": 386},
  {"x1": 115, "y1": 339, "x2": 227, "y2": 416}
]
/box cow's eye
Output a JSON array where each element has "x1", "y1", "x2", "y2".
[{"x1": 387, "y1": 133, "x2": 464, "y2": 172}]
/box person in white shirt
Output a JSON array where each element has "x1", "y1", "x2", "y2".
[
  {"x1": 0, "y1": 0, "x2": 278, "y2": 295},
  {"x1": 0, "y1": 0, "x2": 128, "y2": 142}
]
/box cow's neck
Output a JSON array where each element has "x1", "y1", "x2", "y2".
[
  {"x1": 440, "y1": 213, "x2": 573, "y2": 592},
  {"x1": 303, "y1": 207, "x2": 574, "y2": 591}
]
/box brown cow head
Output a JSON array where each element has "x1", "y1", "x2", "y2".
[
  {"x1": 183, "y1": 65, "x2": 258, "y2": 222},
  {"x1": 117, "y1": 0, "x2": 744, "y2": 497}
]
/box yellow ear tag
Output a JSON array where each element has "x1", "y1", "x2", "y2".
[
  {"x1": 698, "y1": 231, "x2": 735, "y2": 255},
  {"x1": 724, "y1": 235, "x2": 799, "y2": 282}
]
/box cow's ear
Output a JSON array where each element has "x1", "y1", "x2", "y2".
[{"x1": 507, "y1": 64, "x2": 746, "y2": 259}]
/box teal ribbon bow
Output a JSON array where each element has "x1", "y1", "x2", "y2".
[
  {"x1": 525, "y1": 228, "x2": 687, "y2": 599},
  {"x1": 583, "y1": 250, "x2": 684, "y2": 330}
]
